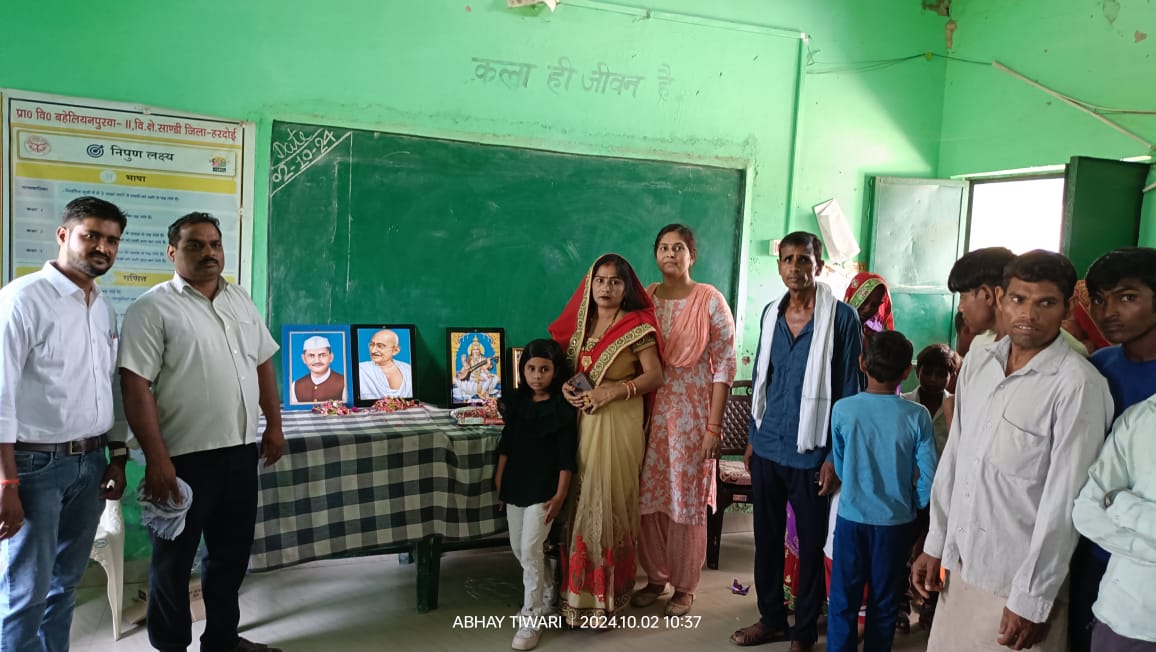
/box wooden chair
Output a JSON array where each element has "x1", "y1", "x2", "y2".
[{"x1": 706, "y1": 380, "x2": 752, "y2": 570}]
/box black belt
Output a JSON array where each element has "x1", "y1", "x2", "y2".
[{"x1": 14, "y1": 435, "x2": 108, "y2": 455}]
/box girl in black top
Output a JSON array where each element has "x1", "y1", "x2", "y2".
[{"x1": 495, "y1": 339, "x2": 578, "y2": 651}]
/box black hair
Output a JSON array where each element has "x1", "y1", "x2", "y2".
[
  {"x1": 915, "y1": 343, "x2": 954, "y2": 373},
  {"x1": 864, "y1": 330, "x2": 913, "y2": 384},
  {"x1": 654, "y1": 223, "x2": 697, "y2": 259},
  {"x1": 167, "y1": 212, "x2": 222, "y2": 246},
  {"x1": 590, "y1": 253, "x2": 648, "y2": 312},
  {"x1": 1085, "y1": 247, "x2": 1156, "y2": 299},
  {"x1": 61, "y1": 196, "x2": 127, "y2": 232},
  {"x1": 516, "y1": 338, "x2": 571, "y2": 399},
  {"x1": 947, "y1": 247, "x2": 1015, "y2": 293},
  {"x1": 779, "y1": 231, "x2": 823, "y2": 261},
  {"x1": 1002, "y1": 249, "x2": 1077, "y2": 301}
]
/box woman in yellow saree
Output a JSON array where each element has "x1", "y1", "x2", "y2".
[{"x1": 549, "y1": 253, "x2": 664, "y2": 626}]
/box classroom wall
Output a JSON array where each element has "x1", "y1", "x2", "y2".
[
  {"x1": 0, "y1": 0, "x2": 947, "y2": 371},
  {"x1": 2, "y1": 1, "x2": 945, "y2": 561},
  {"x1": 937, "y1": 0, "x2": 1156, "y2": 245}
]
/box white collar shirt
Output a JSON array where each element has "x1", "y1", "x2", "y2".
[
  {"x1": 0, "y1": 262, "x2": 123, "y2": 443},
  {"x1": 117, "y1": 274, "x2": 278, "y2": 457},
  {"x1": 924, "y1": 334, "x2": 1112, "y2": 623},
  {"x1": 1073, "y1": 396, "x2": 1156, "y2": 642}
]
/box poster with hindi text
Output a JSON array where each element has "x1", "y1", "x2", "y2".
[{"x1": 3, "y1": 91, "x2": 248, "y2": 320}]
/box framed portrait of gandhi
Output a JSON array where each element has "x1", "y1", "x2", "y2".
[
  {"x1": 351, "y1": 324, "x2": 418, "y2": 407},
  {"x1": 446, "y1": 328, "x2": 505, "y2": 408},
  {"x1": 282, "y1": 325, "x2": 352, "y2": 410}
]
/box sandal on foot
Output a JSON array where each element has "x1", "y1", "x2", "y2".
[
  {"x1": 664, "y1": 593, "x2": 693, "y2": 616},
  {"x1": 630, "y1": 583, "x2": 667, "y2": 608},
  {"x1": 730, "y1": 622, "x2": 788, "y2": 646}
]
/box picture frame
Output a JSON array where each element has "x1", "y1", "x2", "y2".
[
  {"x1": 350, "y1": 324, "x2": 418, "y2": 407},
  {"x1": 446, "y1": 328, "x2": 505, "y2": 407},
  {"x1": 281, "y1": 324, "x2": 352, "y2": 410},
  {"x1": 509, "y1": 347, "x2": 524, "y2": 390}
]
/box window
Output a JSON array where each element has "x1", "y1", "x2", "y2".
[{"x1": 967, "y1": 176, "x2": 1065, "y2": 253}]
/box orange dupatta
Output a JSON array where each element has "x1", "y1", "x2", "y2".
[{"x1": 646, "y1": 282, "x2": 716, "y2": 368}]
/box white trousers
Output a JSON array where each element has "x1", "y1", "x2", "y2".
[{"x1": 507, "y1": 503, "x2": 553, "y2": 618}]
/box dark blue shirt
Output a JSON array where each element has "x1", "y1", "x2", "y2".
[
  {"x1": 1090, "y1": 345, "x2": 1156, "y2": 420},
  {"x1": 749, "y1": 297, "x2": 863, "y2": 469}
]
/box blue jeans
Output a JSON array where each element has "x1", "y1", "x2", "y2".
[
  {"x1": 0, "y1": 449, "x2": 107, "y2": 652},
  {"x1": 828, "y1": 517, "x2": 914, "y2": 652}
]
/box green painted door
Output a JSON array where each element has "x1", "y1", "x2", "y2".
[
  {"x1": 1061, "y1": 156, "x2": 1151, "y2": 277},
  {"x1": 867, "y1": 176, "x2": 969, "y2": 356}
]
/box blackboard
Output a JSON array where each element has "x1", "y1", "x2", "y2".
[{"x1": 268, "y1": 121, "x2": 744, "y2": 404}]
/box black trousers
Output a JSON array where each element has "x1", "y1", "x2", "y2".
[
  {"x1": 147, "y1": 444, "x2": 259, "y2": 652},
  {"x1": 750, "y1": 453, "x2": 829, "y2": 646}
]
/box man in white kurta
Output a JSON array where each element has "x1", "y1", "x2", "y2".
[{"x1": 913, "y1": 251, "x2": 1113, "y2": 652}]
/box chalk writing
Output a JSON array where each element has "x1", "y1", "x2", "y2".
[{"x1": 270, "y1": 128, "x2": 350, "y2": 196}]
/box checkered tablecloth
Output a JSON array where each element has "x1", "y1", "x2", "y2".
[{"x1": 249, "y1": 406, "x2": 503, "y2": 572}]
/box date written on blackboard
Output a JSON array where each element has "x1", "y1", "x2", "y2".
[
  {"x1": 470, "y1": 56, "x2": 673, "y2": 100},
  {"x1": 270, "y1": 127, "x2": 351, "y2": 196}
]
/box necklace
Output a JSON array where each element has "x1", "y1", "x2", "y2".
[{"x1": 580, "y1": 308, "x2": 621, "y2": 369}]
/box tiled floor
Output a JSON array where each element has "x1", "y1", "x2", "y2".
[{"x1": 69, "y1": 527, "x2": 931, "y2": 651}]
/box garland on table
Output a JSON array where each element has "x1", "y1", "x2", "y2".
[
  {"x1": 310, "y1": 398, "x2": 420, "y2": 416},
  {"x1": 451, "y1": 398, "x2": 504, "y2": 426}
]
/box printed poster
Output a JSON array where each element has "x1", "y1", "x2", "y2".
[{"x1": 4, "y1": 92, "x2": 246, "y2": 319}]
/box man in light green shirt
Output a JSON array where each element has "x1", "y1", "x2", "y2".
[{"x1": 1072, "y1": 396, "x2": 1156, "y2": 650}]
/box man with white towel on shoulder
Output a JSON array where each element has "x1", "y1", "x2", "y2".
[{"x1": 729, "y1": 231, "x2": 864, "y2": 652}]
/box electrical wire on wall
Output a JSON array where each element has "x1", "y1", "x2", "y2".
[{"x1": 804, "y1": 50, "x2": 1156, "y2": 154}]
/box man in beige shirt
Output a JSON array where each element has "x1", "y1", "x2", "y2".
[
  {"x1": 912, "y1": 250, "x2": 1112, "y2": 651},
  {"x1": 120, "y1": 212, "x2": 284, "y2": 652}
]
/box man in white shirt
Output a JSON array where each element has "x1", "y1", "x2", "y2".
[
  {"x1": 0, "y1": 196, "x2": 130, "y2": 652},
  {"x1": 120, "y1": 212, "x2": 284, "y2": 652},
  {"x1": 912, "y1": 250, "x2": 1113, "y2": 651},
  {"x1": 1072, "y1": 396, "x2": 1156, "y2": 650}
]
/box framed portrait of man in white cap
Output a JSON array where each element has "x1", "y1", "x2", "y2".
[{"x1": 281, "y1": 324, "x2": 352, "y2": 409}]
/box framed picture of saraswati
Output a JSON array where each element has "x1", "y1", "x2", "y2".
[{"x1": 445, "y1": 328, "x2": 505, "y2": 408}]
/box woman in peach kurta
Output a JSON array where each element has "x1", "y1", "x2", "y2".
[{"x1": 634, "y1": 225, "x2": 736, "y2": 616}]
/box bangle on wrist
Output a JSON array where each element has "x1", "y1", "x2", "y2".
[{"x1": 0, "y1": 478, "x2": 19, "y2": 487}]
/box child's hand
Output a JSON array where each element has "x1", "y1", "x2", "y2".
[
  {"x1": 911, "y1": 553, "x2": 943, "y2": 599},
  {"x1": 544, "y1": 494, "x2": 566, "y2": 523}
]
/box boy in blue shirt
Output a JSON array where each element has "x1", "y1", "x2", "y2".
[
  {"x1": 1067, "y1": 246, "x2": 1156, "y2": 652},
  {"x1": 828, "y1": 330, "x2": 938, "y2": 652}
]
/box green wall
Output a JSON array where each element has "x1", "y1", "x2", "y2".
[
  {"x1": 1, "y1": 0, "x2": 947, "y2": 371},
  {"x1": 938, "y1": 0, "x2": 1156, "y2": 244},
  {"x1": 2, "y1": 0, "x2": 945, "y2": 559}
]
